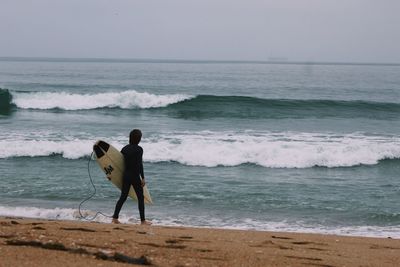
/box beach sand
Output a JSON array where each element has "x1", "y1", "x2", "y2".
[{"x1": 1, "y1": 217, "x2": 399, "y2": 266}]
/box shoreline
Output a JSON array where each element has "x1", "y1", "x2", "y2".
[
  {"x1": 1, "y1": 216, "x2": 399, "y2": 266},
  {"x1": 2, "y1": 206, "x2": 399, "y2": 239},
  {"x1": 1, "y1": 204, "x2": 398, "y2": 239}
]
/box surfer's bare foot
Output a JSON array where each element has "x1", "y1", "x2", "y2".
[
  {"x1": 112, "y1": 218, "x2": 121, "y2": 224},
  {"x1": 141, "y1": 220, "x2": 152, "y2": 225}
]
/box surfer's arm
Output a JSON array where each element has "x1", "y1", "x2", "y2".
[
  {"x1": 140, "y1": 161, "x2": 146, "y2": 187},
  {"x1": 139, "y1": 147, "x2": 145, "y2": 180}
]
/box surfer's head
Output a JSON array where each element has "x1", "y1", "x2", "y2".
[{"x1": 129, "y1": 129, "x2": 142, "y2": 145}]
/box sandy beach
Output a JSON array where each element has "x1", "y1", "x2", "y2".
[{"x1": 0, "y1": 217, "x2": 399, "y2": 266}]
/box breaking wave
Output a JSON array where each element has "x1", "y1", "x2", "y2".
[
  {"x1": 8, "y1": 89, "x2": 193, "y2": 110},
  {"x1": 3, "y1": 88, "x2": 400, "y2": 119},
  {"x1": 1, "y1": 131, "x2": 400, "y2": 168},
  {"x1": 0, "y1": 88, "x2": 14, "y2": 114}
]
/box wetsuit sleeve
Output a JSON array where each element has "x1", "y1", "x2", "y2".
[
  {"x1": 120, "y1": 147, "x2": 128, "y2": 169},
  {"x1": 139, "y1": 147, "x2": 145, "y2": 179}
]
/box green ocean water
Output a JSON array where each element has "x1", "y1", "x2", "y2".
[{"x1": 0, "y1": 59, "x2": 400, "y2": 237}]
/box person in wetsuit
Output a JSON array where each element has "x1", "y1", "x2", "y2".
[{"x1": 112, "y1": 129, "x2": 151, "y2": 225}]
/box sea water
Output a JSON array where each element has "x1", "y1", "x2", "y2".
[{"x1": 0, "y1": 59, "x2": 399, "y2": 237}]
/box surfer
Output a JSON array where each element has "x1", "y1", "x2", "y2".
[{"x1": 112, "y1": 129, "x2": 151, "y2": 225}]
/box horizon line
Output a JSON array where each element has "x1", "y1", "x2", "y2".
[{"x1": 1, "y1": 56, "x2": 399, "y2": 67}]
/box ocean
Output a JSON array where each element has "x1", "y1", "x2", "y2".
[{"x1": 1, "y1": 58, "x2": 399, "y2": 238}]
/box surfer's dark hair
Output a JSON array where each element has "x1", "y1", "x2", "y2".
[{"x1": 129, "y1": 129, "x2": 142, "y2": 144}]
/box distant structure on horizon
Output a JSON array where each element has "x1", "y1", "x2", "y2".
[{"x1": 268, "y1": 57, "x2": 288, "y2": 62}]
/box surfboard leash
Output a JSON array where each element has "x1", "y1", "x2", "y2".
[{"x1": 78, "y1": 151, "x2": 113, "y2": 221}]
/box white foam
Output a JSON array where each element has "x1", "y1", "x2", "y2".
[
  {"x1": 11, "y1": 90, "x2": 193, "y2": 110},
  {"x1": 1, "y1": 131, "x2": 400, "y2": 168},
  {"x1": 0, "y1": 139, "x2": 93, "y2": 159},
  {"x1": 0, "y1": 205, "x2": 130, "y2": 223},
  {"x1": 148, "y1": 215, "x2": 400, "y2": 238},
  {"x1": 0, "y1": 205, "x2": 77, "y2": 221},
  {"x1": 143, "y1": 131, "x2": 400, "y2": 168}
]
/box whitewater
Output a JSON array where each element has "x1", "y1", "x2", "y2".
[
  {"x1": 10, "y1": 89, "x2": 193, "y2": 110},
  {"x1": 1, "y1": 131, "x2": 400, "y2": 168}
]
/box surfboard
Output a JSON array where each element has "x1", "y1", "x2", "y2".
[{"x1": 93, "y1": 140, "x2": 153, "y2": 204}]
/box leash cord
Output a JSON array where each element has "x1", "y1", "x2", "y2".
[{"x1": 78, "y1": 151, "x2": 113, "y2": 221}]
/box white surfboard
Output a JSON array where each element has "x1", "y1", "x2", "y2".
[{"x1": 93, "y1": 140, "x2": 153, "y2": 204}]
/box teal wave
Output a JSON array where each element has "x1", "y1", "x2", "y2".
[
  {"x1": 4, "y1": 88, "x2": 400, "y2": 119},
  {"x1": 0, "y1": 88, "x2": 14, "y2": 115},
  {"x1": 162, "y1": 95, "x2": 400, "y2": 120}
]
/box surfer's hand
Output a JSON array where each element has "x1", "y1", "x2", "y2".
[{"x1": 141, "y1": 179, "x2": 146, "y2": 187}]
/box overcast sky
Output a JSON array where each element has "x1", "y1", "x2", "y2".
[{"x1": 1, "y1": 0, "x2": 399, "y2": 63}]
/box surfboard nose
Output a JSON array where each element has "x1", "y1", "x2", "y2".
[{"x1": 93, "y1": 140, "x2": 110, "y2": 158}]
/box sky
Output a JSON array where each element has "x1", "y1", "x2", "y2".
[{"x1": 1, "y1": 0, "x2": 399, "y2": 63}]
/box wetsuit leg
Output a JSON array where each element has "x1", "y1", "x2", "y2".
[
  {"x1": 132, "y1": 179, "x2": 145, "y2": 221},
  {"x1": 113, "y1": 176, "x2": 131, "y2": 219}
]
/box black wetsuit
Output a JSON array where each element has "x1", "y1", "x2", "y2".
[{"x1": 112, "y1": 143, "x2": 145, "y2": 221}]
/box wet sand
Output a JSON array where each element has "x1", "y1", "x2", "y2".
[{"x1": 1, "y1": 217, "x2": 399, "y2": 266}]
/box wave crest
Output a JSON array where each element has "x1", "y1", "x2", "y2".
[
  {"x1": 11, "y1": 90, "x2": 193, "y2": 110},
  {"x1": 7, "y1": 90, "x2": 400, "y2": 120},
  {"x1": 0, "y1": 88, "x2": 13, "y2": 114},
  {"x1": 163, "y1": 96, "x2": 400, "y2": 119}
]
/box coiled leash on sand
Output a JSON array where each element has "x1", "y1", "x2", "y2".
[{"x1": 78, "y1": 151, "x2": 113, "y2": 221}]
